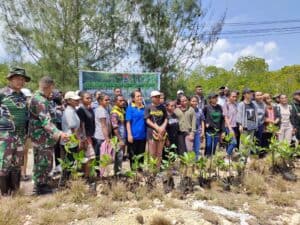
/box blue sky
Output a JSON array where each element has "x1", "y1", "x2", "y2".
[
  {"x1": 0, "y1": 1, "x2": 299, "y2": 72},
  {"x1": 202, "y1": 0, "x2": 300, "y2": 70}
]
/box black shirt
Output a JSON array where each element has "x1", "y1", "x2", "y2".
[
  {"x1": 166, "y1": 113, "x2": 179, "y2": 144},
  {"x1": 77, "y1": 106, "x2": 95, "y2": 137},
  {"x1": 144, "y1": 104, "x2": 167, "y2": 139}
]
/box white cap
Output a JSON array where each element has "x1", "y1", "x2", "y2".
[
  {"x1": 150, "y1": 90, "x2": 161, "y2": 97},
  {"x1": 21, "y1": 88, "x2": 32, "y2": 97},
  {"x1": 177, "y1": 90, "x2": 184, "y2": 95},
  {"x1": 64, "y1": 91, "x2": 81, "y2": 100}
]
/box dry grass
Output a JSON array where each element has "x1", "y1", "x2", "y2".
[
  {"x1": 270, "y1": 176, "x2": 289, "y2": 192},
  {"x1": 35, "y1": 205, "x2": 89, "y2": 225},
  {"x1": 91, "y1": 196, "x2": 119, "y2": 217},
  {"x1": 111, "y1": 182, "x2": 129, "y2": 201},
  {"x1": 134, "y1": 186, "x2": 148, "y2": 201},
  {"x1": 68, "y1": 179, "x2": 90, "y2": 203},
  {"x1": 243, "y1": 172, "x2": 266, "y2": 195},
  {"x1": 148, "y1": 186, "x2": 164, "y2": 200},
  {"x1": 247, "y1": 201, "x2": 281, "y2": 225},
  {"x1": 268, "y1": 191, "x2": 295, "y2": 207},
  {"x1": 194, "y1": 190, "x2": 215, "y2": 201},
  {"x1": 0, "y1": 196, "x2": 30, "y2": 225},
  {"x1": 137, "y1": 198, "x2": 153, "y2": 210},
  {"x1": 163, "y1": 198, "x2": 182, "y2": 209},
  {"x1": 199, "y1": 209, "x2": 220, "y2": 225},
  {"x1": 150, "y1": 215, "x2": 172, "y2": 225},
  {"x1": 248, "y1": 158, "x2": 268, "y2": 174}
]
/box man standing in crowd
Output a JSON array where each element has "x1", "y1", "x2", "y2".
[
  {"x1": 291, "y1": 90, "x2": 300, "y2": 142},
  {"x1": 217, "y1": 86, "x2": 227, "y2": 107},
  {"x1": 0, "y1": 67, "x2": 30, "y2": 195},
  {"x1": 110, "y1": 94, "x2": 126, "y2": 175},
  {"x1": 174, "y1": 95, "x2": 196, "y2": 154},
  {"x1": 195, "y1": 85, "x2": 206, "y2": 110},
  {"x1": 253, "y1": 91, "x2": 266, "y2": 147},
  {"x1": 114, "y1": 88, "x2": 122, "y2": 97},
  {"x1": 29, "y1": 76, "x2": 68, "y2": 195}
]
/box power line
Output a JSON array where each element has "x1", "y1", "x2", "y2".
[{"x1": 224, "y1": 19, "x2": 300, "y2": 26}]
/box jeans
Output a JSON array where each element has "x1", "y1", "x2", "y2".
[
  {"x1": 193, "y1": 131, "x2": 201, "y2": 160},
  {"x1": 255, "y1": 124, "x2": 264, "y2": 147},
  {"x1": 205, "y1": 132, "x2": 219, "y2": 156},
  {"x1": 114, "y1": 147, "x2": 124, "y2": 175},
  {"x1": 93, "y1": 138, "x2": 104, "y2": 159},
  {"x1": 226, "y1": 127, "x2": 239, "y2": 155}
]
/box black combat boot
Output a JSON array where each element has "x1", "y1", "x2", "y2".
[
  {"x1": 8, "y1": 167, "x2": 21, "y2": 194},
  {"x1": 33, "y1": 183, "x2": 53, "y2": 195},
  {"x1": 0, "y1": 174, "x2": 9, "y2": 195}
]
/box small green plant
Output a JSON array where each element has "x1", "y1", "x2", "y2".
[
  {"x1": 196, "y1": 157, "x2": 208, "y2": 180},
  {"x1": 212, "y1": 151, "x2": 228, "y2": 178},
  {"x1": 161, "y1": 144, "x2": 178, "y2": 174},
  {"x1": 99, "y1": 153, "x2": 113, "y2": 177},
  {"x1": 179, "y1": 151, "x2": 196, "y2": 177},
  {"x1": 58, "y1": 134, "x2": 85, "y2": 180},
  {"x1": 236, "y1": 134, "x2": 256, "y2": 176}
]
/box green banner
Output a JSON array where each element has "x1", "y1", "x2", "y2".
[{"x1": 79, "y1": 71, "x2": 160, "y2": 100}]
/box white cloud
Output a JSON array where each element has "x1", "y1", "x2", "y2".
[{"x1": 201, "y1": 39, "x2": 281, "y2": 70}]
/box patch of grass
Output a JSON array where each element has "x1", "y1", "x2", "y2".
[
  {"x1": 0, "y1": 200, "x2": 22, "y2": 225},
  {"x1": 68, "y1": 179, "x2": 89, "y2": 203},
  {"x1": 0, "y1": 196, "x2": 30, "y2": 225},
  {"x1": 148, "y1": 186, "x2": 164, "y2": 201},
  {"x1": 243, "y1": 172, "x2": 266, "y2": 195},
  {"x1": 248, "y1": 201, "x2": 281, "y2": 225},
  {"x1": 36, "y1": 207, "x2": 80, "y2": 225},
  {"x1": 272, "y1": 176, "x2": 289, "y2": 192},
  {"x1": 135, "y1": 186, "x2": 148, "y2": 201},
  {"x1": 150, "y1": 215, "x2": 172, "y2": 225},
  {"x1": 194, "y1": 190, "x2": 215, "y2": 201},
  {"x1": 268, "y1": 191, "x2": 295, "y2": 207},
  {"x1": 170, "y1": 190, "x2": 185, "y2": 200},
  {"x1": 163, "y1": 198, "x2": 181, "y2": 209},
  {"x1": 137, "y1": 198, "x2": 153, "y2": 210},
  {"x1": 199, "y1": 209, "x2": 220, "y2": 225},
  {"x1": 248, "y1": 158, "x2": 268, "y2": 174},
  {"x1": 111, "y1": 182, "x2": 129, "y2": 201},
  {"x1": 92, "y1": 196, "x2": 119, "y2": 217}
]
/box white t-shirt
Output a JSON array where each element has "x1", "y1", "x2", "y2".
[
  {"x1": 61, "y1": 105, "x2": 80, "y2": 145},
  {"x1": 94, "y1": 105, "x2": 111, "y2": 140}
]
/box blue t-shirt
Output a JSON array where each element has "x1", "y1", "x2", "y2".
[{"x1": 126, "y1": 104, "x2": 146, "y2": 140}]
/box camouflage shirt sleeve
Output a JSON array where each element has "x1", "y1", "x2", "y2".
[{"x1": 31, "y1": 96, "x2": 61, "y2": 141}]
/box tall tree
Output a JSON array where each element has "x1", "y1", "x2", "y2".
[
  {"x1": 0, "y1": 0, "x2": 131, "y2": 87},
  {"x1": 234, "y1": 56, "x2": 269, "y2": 76},
  {"x1": 130, "y1": 0, "x2": 225, "y2": 96}
]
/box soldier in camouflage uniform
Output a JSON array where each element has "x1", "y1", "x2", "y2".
[
  {"x1": 29, "y1": 76, "x2": 68, "y2": 195},
  {"x1": 0, "y1": 67, "x2": 30, "y2": 195}
]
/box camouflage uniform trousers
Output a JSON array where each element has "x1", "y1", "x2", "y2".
[
  {"x1": 32, "y1": 144, "x2": 54, "y2": 185},
  {"x1": 0, "y1": 132, "x2": 24, "y2": 175}
]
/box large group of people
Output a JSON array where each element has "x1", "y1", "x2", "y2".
[{"x1": 0, "y1": 67, "x2": 300, "y2": 195}]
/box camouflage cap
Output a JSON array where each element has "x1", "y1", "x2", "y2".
[{"x1": 7, "y1": 67, "x2": 31, "y2": 82}]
